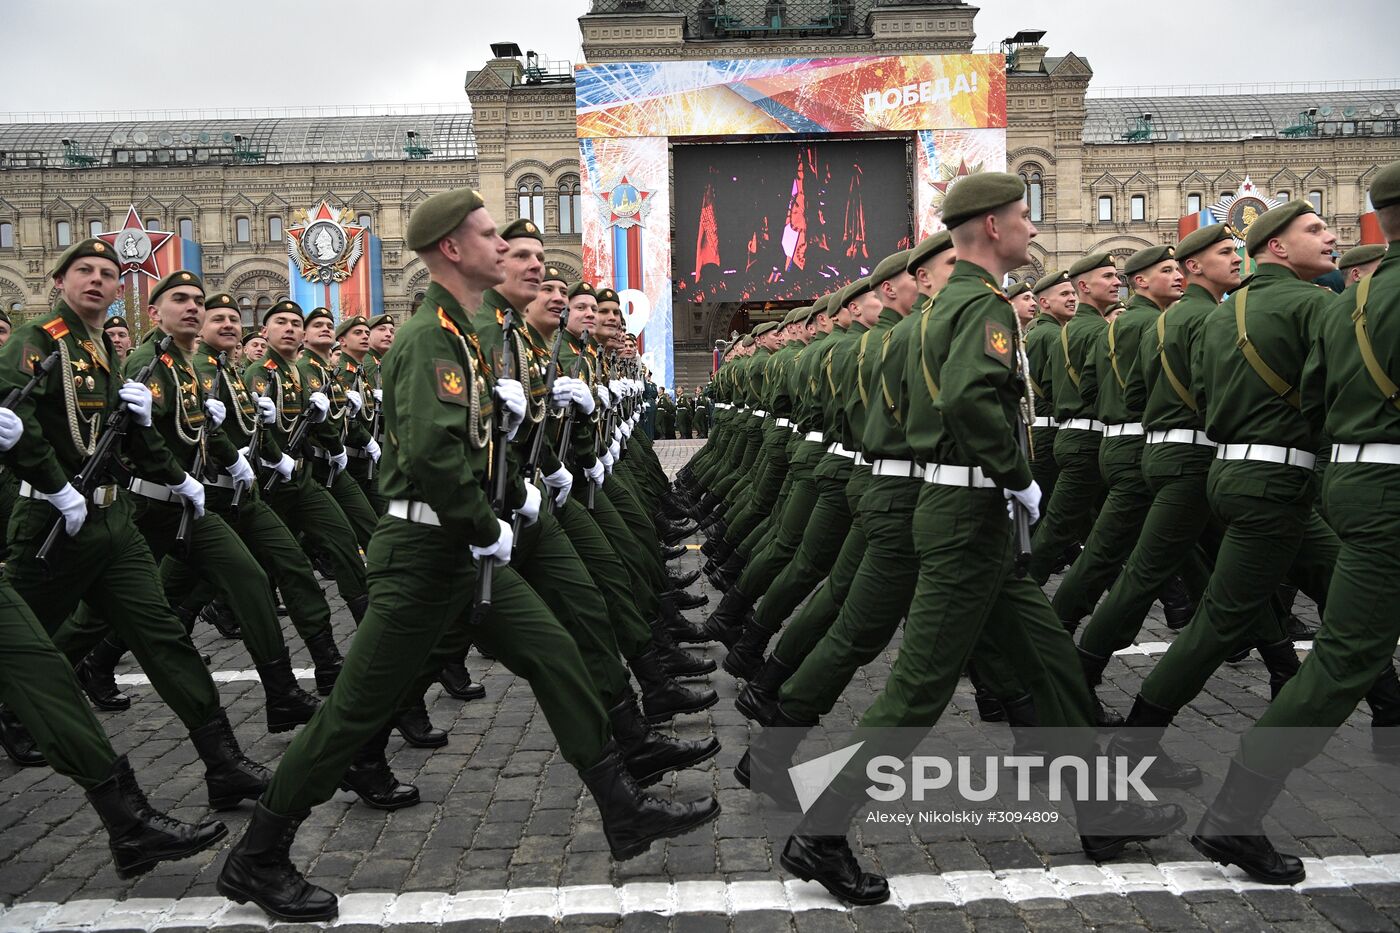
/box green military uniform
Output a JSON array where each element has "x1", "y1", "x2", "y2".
[
  {"x1": 694, "y1": 390, "x2": 709, "y2": 437},
  {"x1": 1024, "y1": 271, "x2": 1068, "y2": 509},
  {"x1": 335, "y1": 315, "x2": 387, "y2": 517},
  {"x1": 676, "y1": 392, "x2": 693, "y2": 438},
  {"x1": 656, "y1": 392, "x2": 675, "y2": 438}
]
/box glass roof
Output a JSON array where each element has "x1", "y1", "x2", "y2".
[{"x1": 1085, "y1": 91, "x2": 1400, "y2": 144}]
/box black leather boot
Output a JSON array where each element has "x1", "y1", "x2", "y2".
[
  {"x1": 340, "y1": 728, "x2": 419, "y2": 810},
  {"x1": 629, "y1": 645, "x2": 718, "y2": 724},
  {"x1": 700, "y1": 527, "x2": 730, "y2": 560},
  {"x1": 735, "y1": 655, "x2": 795, "y2": 726},
  {"x1": 1366, "y1": 664, "x2": 1400, "y2": 762},
  {"x1": 438, "y1": 658, "x2": 486, "y2": 701},
  {"x1": 347, "y1": 594, "x2": 369, "y2": 626},
  {"x1": 87, "y1": 754, "x2": 227, "y2": 879},
  {"x1": 1158, "y1": 575, "x2": 1194, "y2": 631},
  {"x1": 189, "y1": 711, "x2": 271, "y2": 810},
  {"x1": 661, "y1": 594, "x2": 718, "y2": 646},
  {"x1": 1077, "y1": 796, "x2": 1188, "y2": 861},
  {"x1": 1189, "y1": 759, "x2": 1305, "y2": 884},
  {"x1": 661, "y1": 518, "x2": 699, "y2": 545},
  {"x1": 646, "y1": 624, "x2": 716, "y2": 678},
  {"x1": 703, "y1": 586, "x2": 752, "y2": 649},
  {"x1": 395, "y1": 699, "x2": 448, "y2": 748},
  {"x1": 781, "y1": 833, "x2": 889, "y2": 906},
  {"x1": 1256, "y1": 640, "x2": 1301, "y2": 700},
  {"x1": 580, "y1": 740, "x2": 720, "y2": 860},
  {"x1": 303, "y1": 629, "x2": 343, "y2": 698},
  {"x1": 736, "y1": 704, "x2": 814, "y2": 811},
  {"x1": 608, "y1": 691, "x2": 720, "y2": 787},
  {"x1": 75, "y1": 636, "x2": 133, "y2": 712},
  {"x1": 966, "y1": 663, "x2": 1006, "y2": 723},
  {"x1": 1001, "y1": 693, "x2": 1048, "y2": 762},
  {"x1": 216, "y1": 801, "x2": 339, "y2": 921},
  {"x1": 199, "y1": 598, "x2": 243, "y2": 639},
  {"x1": 659, "y1": 543, "x2": 688, "y2": 562},
  {"x1": 1078, "y1": 647, "x2": 1125, "y2": 727},
  {"x1": 708, "y1": 550, "x2": 746, "y2": 593},
  {"x1": 666, "y1": 567, "x2": 701, "y2": 590},
  {"x1": 722, "y1": 618, "x2": 777, "y2": 680},
  {"x1": 0, "y1": 707, "x2": 46, "y2": 767},
  {"x1": 667, "y1": 588, "x2": 710, "y2": 611},
  {"x1": 256, "y1": 649, "x2": 320, "y2": 733},
  {"x1": 1107, "y1": 696, "x2": 1201, "y2": 789}
]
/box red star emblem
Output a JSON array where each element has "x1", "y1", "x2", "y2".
[
  {"x1": 599, "y1": 174, "x2": 653, "y2": 229},
  {"x1": 98, "y1": 207, "x2": 173, "y2": 281},
  {"x1": 932, "y1": 159, "x2": 974, "y2": 196}
]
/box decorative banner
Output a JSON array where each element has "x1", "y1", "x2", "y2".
[
  {"x1": 914, "y1": 129, "x2": 1008, "y2": 239},
  {"x1": 286, "y1": 201, "x2": 383, "y2": 322},
  {"x1": 1178, "y1": 177, "x2": 1284, "y2": 250},
  {"x1": 99, "y1": 207, "x2": 203, "y2": 342},
  {"x1": 1360, "y1": 211, "x2": 1385, "y2": 245},
  {"x1": 576, "y1": 55, "x2": 1006, "y2": 138}
]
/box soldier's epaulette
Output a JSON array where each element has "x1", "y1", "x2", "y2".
[
  {"x1": 437, "y1": 307, "x2": 462, "y2": 337},
  {"x1": 41, "y1": 317, "x2": 69, "y2": 341},
  {"x1": 206, "y1": 355, "x2": 218, "y2": 365},
  {"x1": 160, "y1": 353, "x2": 174, "y2": 366},
  {"x1": 982, "y1": 281, "x2": 1010, "y2": 303},
  {"x1": 345, "y1": 360, "x2": 357, "y2": 373},
  {"x1": 263, "y1": 357, "x2": 278, "y2": 370}
]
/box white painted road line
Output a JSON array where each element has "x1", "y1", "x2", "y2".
[{"x1": 4, "y1": 855, "x2": 1400, "y2": 929}]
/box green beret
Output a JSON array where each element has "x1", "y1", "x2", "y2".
[
  {"x1": 940, "y1": 172, "x2": 1025, "y2": 230},
  {"x1": 567, "y1": 281, "x2": 596, "y2": 300},
  {"x1": 1123, "y1": 245, "x2": 1176, "y2": 278},
  {"x1": 263, "y1": 299, "x2": 303, "y2": 325},
  {"x1": 596, "y1": 287, "x2": 620, "y2": 305},
  {"x1": 835, "y1": 277, "x2": 873, "y2": 309},
  {"x1": 305, "y1": 306, "x2": 334, "y2": 328},
  {"x1": 336, "y1": 315, "x2": 370, "y2": 338},
  {"x1": 1033, "y1": 270, "x2": 1072, "y2": 295},
  {"x1": 806, "y1": 296, "x2": 831, "y2": 321},
  {"x1": 780, "y1": 307, "x2": 807, "y2": 326},
  {"x1": 500, "y1": 218, "x2": 544, "y2": 242},
  {"x1": 50, "y1": 238, "x2": 120, "y2": 278},
  {"x1": 1175, "y1": 223, "x2": 1237, "y2": 263},
  {"x1": 543, "y1": 265, "x2": 568, "y2": 284},
  {"x1": 906, "y1": 231, "x2": 954, "y2": 272},
  {"x1": 205, "y1": 293, "x2": 238, "y2": 311},
  {"x1": 367, "y1": 313, "x2": 395, "y2": 330},
  {"x1": 1244, "y1": 199, "x2": 1317, "y2": 256},
  {"x1": 150, "y1": 269, "x2": 204, "y2": 304},
  {"x1": 1007, "y1": 280, "x2": 1034, "y2": 298},
  {"x1": 241, "y1": 331, "x2": 264, "y2": 347},
  {"x1": 1068, "y1": 252, "x2": 1115, "y2": 279},
  {"x1": 103, "y1": 315, "x2": 128, "y2": 330},
  {"x1": 752, "y1": 321, "x2": 780, "y2": 337},
  {"x1": 1338, "y1": 244, "x2": 1387, "y2": 269},
  {"x1": 0, "y1": 309, "x2": 11, "y2": 326},
  {"x1": 870, "y1": 250, "x2": 912, "y2": 287},
  {"x1": 406, "y1": 187, "x2": 486, "y2": 251},
  {"x1": 1371, "y1": 160, "x2": 1400, "y2": 211}
]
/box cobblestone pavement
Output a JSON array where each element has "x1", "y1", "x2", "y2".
[{"x1": 4, "y1": 438, "x2": 1400, "y2": 931}]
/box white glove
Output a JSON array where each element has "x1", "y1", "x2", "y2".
[
  {"x1": 584, "y1": 458, "x2": 605, "y2": 488},
  {"x1": 596, "y1": 383, "x2": 613, "y2": 409},
  {"x1": 306, "y1": 391, "x2": 330, "y2": 423},
  {"x1": 372, "y1": 388, "x2": 383, "y2": 403},
  {"x1": 630, "y1": 409, "x2": 640, "y2": 426},
  {"x1": 0, "y1": 408, "x2": 22, "y2": 452},
  {"x1": 47, "y1": 482, "x2": 87, "y2": 536},
  {"x1": 550, "y1": 377, "x2": 575, "y2": 410},
  {"x1": 601, "y1": 450, "x2": 615, "y2": 475},
  {"x1": 254, "y1": 394, "x2": 277, "y2": 425},
  {"x1": 365, "y1": 438, "x2": 381, "y2": 463},
  {"x1": 515, "y1": 483, "x2": 542, "y2": 527},
  {"x1": 261, "y1": 453, "x2": 295, "y2": 481},
  {"x1": 170, "y1": 473, "x2": 206, "y2": 519},
  {"x1": 621, "y1": 418, "x2": 633, "y2": 439},
  {"x1": 470, "y1": 518, "x2": 514, "y2": 565},
  {"x1": 1003, "y1": 481, "x2": 1043, "y2": 525},
  {"x1": 203, "y1": 397, "x2": 226, "y2": 430},
  {"x1": 119, "y1": 381, "x2": 153, "y2": 427},
  {"x1": 542, "y1": 464, "x2": 573, "y2": 507},
  {"x1": 344, "y1": 390, "x2": 363, "y2": 417},
  {"x1": 608, "y1": 439, "x2": 621, "y2": 462},
  {"x1": 609, "y1": 379, "x2": 626, "y2": 401},
  {"x1": 329, "y1": 449, "x2": 348, "y2": 472},
  {"x1": 493, "y1": 379, "x2": 526, "y2": 439},
  {"x1": 227, "y1": 452, "x2": 255, "y2": 490}
]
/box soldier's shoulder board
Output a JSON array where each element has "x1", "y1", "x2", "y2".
[
  {"x1": 434, "y1": 358, "x2": 469, "y2": 406},
  {"x1": 263, "y1": 357, "x2": 278, "y2": 370},
  {"x1": 40, "y1": 317, "x2": 69, "y2": 341},
  {"x1": 984, "y1": 320, "x2": 1014, "y2": 367}
]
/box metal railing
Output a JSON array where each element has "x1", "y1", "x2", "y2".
[
  {"x1": 0, "y1": 102, "x2": 473, "y2": 125},
  {"x1": 1086, "y1": 78, "x2": 1400, "y2": 99}
]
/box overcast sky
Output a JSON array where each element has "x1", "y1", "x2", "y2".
[{"x1": 1, "y1": 0, "x2": 1396, "y2": 116}]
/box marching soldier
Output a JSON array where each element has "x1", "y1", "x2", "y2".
[
  {"x1": 675, "y1": 384, "x2": 692, "y2": 438},
  {"x1": 1008, "y1": 278, "x2": 1036, "y2": 326},
  {"x1": 241, "y1": 330, "x2": 267, "y2": 363},
  {"x1": 1024, "y1": 270, "x2": 1074, "y2": 509},
  {"x1": 102, "y1": 315, "x2": 132, "y2": 366},
  {"x1": 333, "y1": 314, "x2": 386, "y2": 515},
  {"x1": 656, "y1": 387, "x2": 675, "y2": 438},
  {"x1": 693, "y1": 385, "x2": 709, "y2": 437},
  {"x1": 1338, "y1": 243, "x2": 1386, "y2": 285}
]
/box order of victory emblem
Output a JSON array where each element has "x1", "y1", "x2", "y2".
[{"x1": 287, "y1": 202, "x2": 366, "y2": 285}]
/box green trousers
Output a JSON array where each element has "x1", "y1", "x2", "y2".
[
  {"x1": 1029, "y1": 426, "x2": 1059, "y2": 522},
  {"x1": 0, "y1": 469, "x2": 17, "y2": 560},
  {"x1": 347, "y1": 457, "x2": 387, "y2": 517},
  {"x1": 780, "y1": 474, "x2": 922, "y2": 721},
  {"x1": 711, "y1": 419, "x2": 765, "y2": 500},
  {"x1": 1078, "y1": 443, "x2": 1215, "y2": 658},
  {"x1": 264, "y1": 470, "x2": 367, "y2": 603},
  {"x1": 771, "y1": 465, "x2": 872, "y2": 665},
  {"x1": 724, "y1": 425, "x2": 791, "y2": 538},
  {"x1": 1139, "y1": 461, "x2": 1338, "y2": 714},
  {"x1": 736, "y1": 441, "x2": 823, "y2": 598},
  {"x1": 308, "y1": 462, "x2": 379, "y2": 550},
  {"x1": 263, "y1": 515, "x2": 610, "y2": 816},
  {"x1": 1029, "y1": 427, "x2": 1106, "y2": 584},
  {"x1": 0, "y1": 580, "x2": 117, "y2": 789},
  {"x1": 1242, "y1": 463, "x2": 1400, "y2": 776},
  {"x1": 7, "y1": 495, "x2": 221, "y2": 731},
  {"x1": 751, "y1": 454, "x2": 854, "y2": 633},
  {"x1": 1052, "y1": 436, "x2": 1153, "y2": 624},
  {"x1": 601, "y1": 475, "x2": 668, "y2": 589},
  {"x1": 555, "y1": 497, "x2": 654, "y2": 659},
  {"x1": 583, "y1": 482, "x2": 664, "y2": 617}
]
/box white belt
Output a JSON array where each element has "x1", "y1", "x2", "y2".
[
  {"x1": 804, "y1": 431, "x2": 824, "y2": 443},
  {"x1": 826, "y1": 443, "x2": 857, "y2": 460},
  {"x1": 1215, "y1": 444, "x2": 1316, "y2": 471},
  {"x1": 345, "y1": 446, "x2": 374, "y2": 461},
  {"x1": 1060, "y1": 418, "x2": 1106, "y2": 432},
  {"x1": 387, "y1": 499, "x2": 441, "y2": 526},
  {"x1": 127, "y1": 478, "x2": 179, "y2": 503},
  {"x1": 204, "y1": 474, "x2": 236, "y2": 490},
  {"x1": 1146, "y1": 429, "x2": 1216, "y2": 448},
  {"x1": 854, "y1": 453, "x2": 870, "y2": 467},
  {"x1": 870, "y1": 458, "x2": 924, "y2": 479},
  {"x1": 753, "y1": 409, "x2": 768, "y2": 418},
  {"x1": 1102, "y1": 423, "x2": 1145, "y2": 438},
  {"x1": 1032, "y1": 416, "x2": 1058, "y2": 429},
  {"x1": 1332, "y1": 443, "x2": 1400, "y2": 465},
  {"x1": 923, "y1": 464, "x2": 998, "y2": 489},
  {"x1": 715, "y1": 403, "x2": 730, "y2": 410},
  {"x1": 19, "y1": 480, "x2": 119, "y2": 509},
  {"x1": 774, "y1": 418, "x2": 791, "y2": 428}
]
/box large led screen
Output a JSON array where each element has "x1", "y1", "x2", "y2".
[{"x1": 673, "y1": 139, "x2": 913, "y2": 305}]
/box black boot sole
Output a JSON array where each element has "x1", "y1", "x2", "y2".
[
  {"x1": 440, "y1": 683, "x2": 487, "y2": 701},
  {"x1": 734, "y1": 689, "x2": 775, "y2": 725},
  {"x1": 208, "y1": 786, "x2": 266, "y2": 811},
  {"x1": 628, "y1": 739, "x2": 722, "y2": 788},
  {"x1": 339, "y1": 782, "x2": 421, "y2": 811},
  {"x1": 397, "y1": 731, "x2": 449, "y2": 749},
  {"x1": 778, "y1": 850, "x2": 891, "y2": 906},
  {"x1": 1188, "y1": 834, "x2": 1306, "y2": 885},
  {"x1": 643, "y1": 690, "x2": 719, "y2": 725},
  {"x1": 113, "y1": 823, "x2": 230, "y2": 879},
  {"x1": 721, "y1": 651, "x2": 762, "y2": 680},
  {"x1": 267, "y1": 712, "x2": 316, "y2": 734},
  {"x1": 216, "y1": 875, "x2": 340, "y2": 923},
  {"x1": 608, "y1": 800, "x2": 721, "y2": 861}
]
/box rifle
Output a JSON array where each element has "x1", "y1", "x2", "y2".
[
  {"x1": 531, "y1": 308, "x2": 569, "y2": 520},
  {"x1": 1012, "y1": 313, "x2": 1035, "y2": 579},
  {"x1": 174, "y1": 430, "x2": 205, "y2": 558},
  {"x1": 476, "y1": 311, "x2": 517, "y2": 615},
  {"x1": 365, "y1": 367, "x2": 383, "y2": 481},
  {"x1": 552, "y1": 328, "x2": 591, "y2": 509},
  {"x1": 37, "y1": 336, "x2": 173, "y2": 567},
  {"x1": 262, "y1": 372, "x2": 313, "y2": 494},
  {"x1": 3, "y1": 349, "x2": 61, "y2": 409}
]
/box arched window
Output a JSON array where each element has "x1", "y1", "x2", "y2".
[
  {"x1": 1130, "y1": 195, "x2": 1146, "y2": 222},
  {"x1": 238, "y1": 295, "x2": 254, "y2": 327},
  {"x1": 357, "y1": 213, "x2": 372, "y2": 230},
  {"x1": 235, "y1": 217, "x2": 250, "y2": 243},
  {"x1": 55, "y1": 221, "x2": 72, "y2": 247},
  {"x1": 1276, "y1": 189, "x2": 1291, "y2": 202},
  {"x1": 178, "y1": 217, "x2": 194, "y2": 239},
  {"x1": 88, "y1": 219, "x2": 104, "y2": 237},
  {"x1": 517, "y1": 176, "x2": 544, "y2": 225},
  {"x1": 255, "y1": 296, "x2": 272, "y2": 314},
  {"x1": 1307, "y1": 190, "x2": 1323, "y2": 212},
  {"x1": 558, "y1": 175, "x2": 582, "y2": 234},
  {"x1": 1186, "y1": 193, "x2": 1202, "y2": 214},
  {"x1": 1018, "y1": 167, "x2": 1043, "y2": 223},
  {"x1": 1097, "y1": 196, "x2": 1113, "y2": 222},
  {"x1": 267, "y1": 216, "x2": 283, "y2": 242},
  {"x1": 145, "y1": 218, "x2": 161, "y2": 231},
  {"x1": 0, "y1": 222, "x2": 12, "y2": 249}
]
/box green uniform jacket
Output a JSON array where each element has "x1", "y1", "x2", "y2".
[
  {"x1": 1023, "y1": 313, "x2": 1060, "y2": 419},
  {"x1": 296, "y1": 350, "x2": 349, "y2": 456},
  {"x1": 336, "y1": 355, "x2": 376, "y2": 450},
  {"x1": 1094, "y1": 294, "x2": 1159, "y2": 424},
  {"x1": 765, "y1": 343, "x2": 802, "y2": 417},
  {"x1": 126, "y1": 333, "x2": 238, "y2": 482},
  {"x1": 906, "y1": 260, "x2": 1031, "y2": 490},
  {"x1": 1049, "y1": 303, "x2": 1109, "y2": 421},
  {"x1": 1140, "y1": 283, "x2": 1215, "y2": 432},
  {"x1": 244, "y1": 348, "x2": 315, "y2": 458},
  {"x1": 848, "y1": 308, "x2": 902, "y2": 451},
  {"x1": 826, "y1": 321, "x2": 868, "y2": 450},
  {"x1": 812, "y1": 324, "x2": 850, "y2": 445},
  {"x1": 864, "y1": 301, "x2": 925, "y2": 459},
  {"x1": 473, "y1": 292, "x2": 563, "y2": 481},
  {"x1": 194, "y1": 340, "x2": 283, "y2": 459},
  {"x1": 558, "y1": 330, "x2": 602, "y2": 468},
  {"x1": 792, "y1": 332, "x2": 832, "y2": 433}
]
